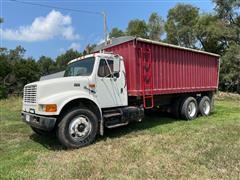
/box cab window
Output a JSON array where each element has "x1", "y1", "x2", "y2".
[
  {"x1": 98, "y1": 59, "x2": 113, "y2": 77},
  {"x1": 64, "y1": 57, "x2": 95, "y2": 77}
]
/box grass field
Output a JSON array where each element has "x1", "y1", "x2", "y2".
[{"x1": 0, "y1": 93, "x2": 240, "y2": 179}]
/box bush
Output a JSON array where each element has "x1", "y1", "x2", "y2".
[{"x1": 0, "y1": 85, "x2": 7, "y2": 99}]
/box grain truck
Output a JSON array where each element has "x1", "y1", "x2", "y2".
[{"x1": 22, "y1": 36, "x2": 220, "y2": 148}]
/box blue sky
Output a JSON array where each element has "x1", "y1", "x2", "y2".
[{"x1": 1, "y1": 0, "x2": 215, "y2": 60}]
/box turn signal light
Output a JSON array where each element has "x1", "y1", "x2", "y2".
[{"x1": 45, "y1": 104, "x2": 57, "y2": 112}]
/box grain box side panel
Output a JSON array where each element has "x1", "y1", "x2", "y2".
[
  {"x1": 137, "y1": 41, "x2": 219, "y2": 95},
  {"x1": 102, "y1": 39, "x2": 218, "y2": 96}
]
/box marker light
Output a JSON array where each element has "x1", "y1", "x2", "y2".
[
  {"x1": 89, "y1": 83, "x2": 96, "y2": 88},
  {"x1": 39, "y1": 104, "x2": 57, "y2": 112},
  {"x1": 45, "y1": 104, "x2": 57, "y2": 112}
]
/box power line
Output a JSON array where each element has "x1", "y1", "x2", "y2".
[
  {"x1": 10, "y1": 0, "x2": 102, "y2": 15},
  {"x1": 10, "y1": 0, "x2": 108, "y2": 43}
]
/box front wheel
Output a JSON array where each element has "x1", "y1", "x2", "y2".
[{"x1": 57, "y1": 108, "x2": 98, "y2": 149}]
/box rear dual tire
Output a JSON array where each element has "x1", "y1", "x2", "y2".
[
  {"x1": 179, "y1": 95, "x2": 212, "y2": 120},
  {"x1": 180, "y1": 97, "x2": 198, "y2": 120},
  {"x1": 198, "y1": 96, "x2": 211, "y2": 116}
]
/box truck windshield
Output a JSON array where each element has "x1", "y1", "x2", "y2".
[{"x1": 64, "y1": 57, "x2": 95, "y2": 77}]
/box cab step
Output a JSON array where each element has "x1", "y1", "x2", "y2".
[
  {"x1": 103, "y1": 106, "x2": 144, "y2": 128},
  {"x1": 103, "y1": 112, "x2": 122, "y2": 119},
  {"x1": 105, "y1": 122, "x2": 129, "y2": 128}
]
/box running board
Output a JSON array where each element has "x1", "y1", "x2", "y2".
[
  {"x1": 105, "y1": 122, "x2": 129, "y2": 128},
  {"x1": 103, "y1": 112, "x2": 122, "y2": 119}
]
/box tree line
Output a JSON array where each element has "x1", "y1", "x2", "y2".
[
  {"x1": 109, "y1": 0, "x2": 240, "y2": 93},
  {"x1": 0, "y1": 0, "x2": 239, "y2": 99},
  {"x1": 0, "y1": 47, "x2": 84, "y2": 98}
]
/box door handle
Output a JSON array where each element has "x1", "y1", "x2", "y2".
[{"x1": 123, "y1": 71, "x2": 126, "y2": 88}]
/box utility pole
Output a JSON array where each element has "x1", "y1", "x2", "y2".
[{"x1": 102, "y1": 12, "x2": 107, "y2": 45}]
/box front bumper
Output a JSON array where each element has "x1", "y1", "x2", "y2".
[{"x1": 21, "y1": 112, "x2": 57, "y2": 131}]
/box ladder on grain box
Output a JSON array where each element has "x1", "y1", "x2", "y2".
[{"x1": 139, "y1": 48, "x2": 154, "y2": 109}]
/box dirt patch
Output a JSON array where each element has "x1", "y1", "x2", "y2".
[{"x1": 215, "y1": 91, "x2": 240, "y2": 101}]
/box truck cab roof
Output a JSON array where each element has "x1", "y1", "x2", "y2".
[{"x1": 68, "y1": 53, "x2": 122, "y2": 65}]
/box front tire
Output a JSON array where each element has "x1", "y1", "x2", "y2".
[
  {"x1": 180, "y1": 97, "x2": 198, "y2": 120},
  {"x1": 57, "y1": 108, "x2": 98, "y2": 149}
]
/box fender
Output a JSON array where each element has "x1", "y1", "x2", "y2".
[
  {"x1": 38, "y1": 90, "x2": 104, "y2": 135},
  {"x1": 38, "y1": 90, "x2": 101, "y2": 115}
]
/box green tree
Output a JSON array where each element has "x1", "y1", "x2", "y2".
[
  {"x1": 211, "y1": 0, "x2": 240, "y2": 93},
  {"x1": 0, "y1": 48, "x2": 11, "y2": 98},
  {"x1": 220, "y1": 43, "x2": 240, "y2": 92},
  {"x1": 213, "y1": 0, "x2": 240, "y2": 23},
  {"x1": 56, "y1": 49, "x2": 81, "y2": 71},
  {"x1": 0, "y1": 47, "x2": 40, "y2": 96},
  {"x1": 0, "y1": 46, "x2": 27, "y2": 98},
  {"x1": 148, "y1": 12, "x2": 164, "y2": 41},
  {"x1": 8, "y1": 45, "x2": 26, "y2": 61},
  {"x1": 38, "y1": 56, "x2": 56, "y2": 76},
  {"x1": 109, "y1": 28, "x2": 125, "y2": 38},
  {"x1": 194, "y1": 14, "x2": 229, "y2": 54},
  {"x1": 165, "y1": 4, "x2": 199, "y2": 48},
  {"x1": 83, "y1": 44, "x2": 97, "y2": 55},
  {"x1": 213, "y1": 0, "x2": 240, "y2": 45},
  {"x1": 126, "y1": 19, "x2": 149, "y2": 38},
  {"x1": 14, "y1": 58, "x2": 40, "y2": 88},
  {"x1": 0, "y1": 48, "x2": 11, "y2": 79}
]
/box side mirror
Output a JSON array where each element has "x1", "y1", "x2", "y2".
[
  {"x1": 113, "y1": 76, "x2": 117, "y2": 81},
  {"x1": 113, "y1": 58, "x2": 120, "y2": 73}
]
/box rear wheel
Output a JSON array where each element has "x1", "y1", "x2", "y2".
[
  {"x1": 198, "y1": 96, "x2": 211, "y2": 116},
  {"x1": 180, "y1": 97, "x2": 198, "y2": 120},
  {"x1": 57, "y1": 108, "x2": 98, "y2": 149}
]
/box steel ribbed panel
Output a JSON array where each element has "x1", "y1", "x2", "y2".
[{"x1": 104, "y1": 39, "x2": 219, "y2": 96}]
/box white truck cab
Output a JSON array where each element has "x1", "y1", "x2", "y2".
[{"x1": 22, "y1": 53, "x2": 143, "y2": 148}]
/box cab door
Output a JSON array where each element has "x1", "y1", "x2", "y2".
[{"x1": 95, "y1": 58, "x2": 127, "y2": 108}]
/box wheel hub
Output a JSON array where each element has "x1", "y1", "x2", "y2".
[
  {"x1": 69, "y1": 116, "x2": 92, "y2": 141},
  {"x1": 188, "y1": 101, "x2": 196, "y2": 117},
  {"x1": 77, "y1": 124, "x2": 86, "y2": 132}
]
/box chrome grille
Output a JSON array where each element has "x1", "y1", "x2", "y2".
[{"x1": 24, "y1": 85, "x2": 37, "y2": 103}]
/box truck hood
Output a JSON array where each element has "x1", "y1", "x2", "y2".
[{"x1": 26, "y1": 76, "x2": 90, "y2": 103}]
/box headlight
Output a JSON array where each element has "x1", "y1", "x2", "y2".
[{"x1": 38, "y1": 104, "x2": 57, "y2": 112}]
